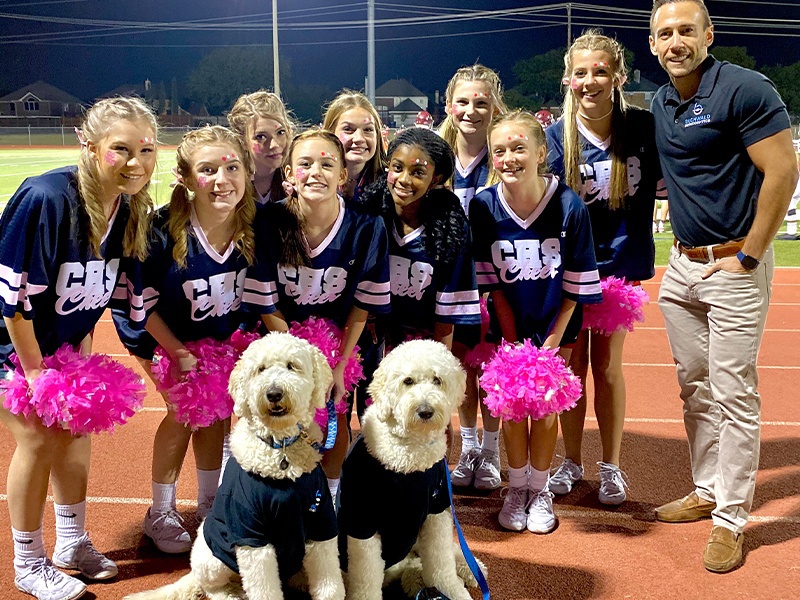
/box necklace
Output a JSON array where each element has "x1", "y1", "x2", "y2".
[{"x1": 577, "y1": 108, "x2": 613, "y2": 121}]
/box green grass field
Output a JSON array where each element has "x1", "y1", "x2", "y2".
[{"x1": 2, "y1": 148, "x2": 799, "y2": 266}]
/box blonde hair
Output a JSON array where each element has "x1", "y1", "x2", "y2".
[
  {"x1": 561, "y1": 29, "x2": 630, "y2": 210},
  {"x1": 438, "y1": 64, "x2": 508, "y2": 150},
  {"x1": 170, "y1": 126, "x2": 256, "y2": 268},
  {"x1": 321, "y1": 90, "x2": 386, "y2": 189},
  {"x1": 77, "y1": 97, "x2": 157, "y2": 260},
  {"x1": 228, "y1": 91, "x2": 295, "y2": 199},
  {"x1": 485, "y1": 110, "x2": 547, "y2": 186}
]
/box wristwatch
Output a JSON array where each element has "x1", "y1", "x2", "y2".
[{"x1": 736, "y1": 250, "x2": 760, "y2": 270}]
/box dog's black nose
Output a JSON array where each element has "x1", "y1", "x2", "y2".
[
  {"x1": 266, "y1": 385, "x2": 284, "y2": 404},
  {"x1": 416, "y1": 404, "x2": 434, "y2": 421}
]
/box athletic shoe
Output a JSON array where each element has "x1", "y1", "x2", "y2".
[
  {"x1": 52, "y1": 532, "x2": 118, "y2": 580},
  {"x1": 143, "y1": 508, "x2": 192, "y2": 554},
  {"x1": 14, "y1": 557, "x2": 87, "y2": 600},
  {"x1": 473, "y1": 449, "x2": 501, "y2": 490},
  {"x1": 548, "y1": 458, "x2": 583, "y2": 495},
  {"x1": 598, "y1": 462, "x2": 630, "y2": 506},
  {"x1": 498, "y1": 486, "x2": 528, "y2": 531},
  {"x1": 526, "y1": 489, "x2": 557, "y2": 534},
  {"x1": 777, "y1": 233, "x2": 799, "y2": 241},
  {"x1": 197, "y1": 498, "x2": 214, "y2": 520},
  {"x1": 451, "y1": 447, "x2": 480, "y2": 487},
  {"x1": 657, "y1": 222, "x2": 665, "y2": 233}
]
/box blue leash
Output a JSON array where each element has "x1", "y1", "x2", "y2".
[
  {"x1": 321, "y1": 396, "x2": 338, "y2": 451},
  {"x1": 443, "y1": 458, "x2": 490, "y2": 599}
]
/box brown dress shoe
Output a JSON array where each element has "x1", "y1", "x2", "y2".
[
  {"x1": 703, "y1": 526, "x2": 743, "y2": 573},
  {"x1": 654, "y1": 491, "x2": 715, "y2": 523}
]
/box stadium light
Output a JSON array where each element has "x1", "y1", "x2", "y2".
[{"x1": 273, "y1": 0, "x2": 280, "y2": 96}]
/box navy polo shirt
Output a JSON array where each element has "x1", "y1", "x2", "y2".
[{"x1": 652, "y1": 56, "x2": 790, "y2": 247}]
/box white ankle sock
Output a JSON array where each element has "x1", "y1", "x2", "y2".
[
  {"x1": 197, "y1": 468, "x2": 221, "y2": 507},
  {"x1": 152, "y1": 481, "x2": 177, "y2": 513},
  {"x1": 54, "y1": 501, "x2": 85, "y2": 547},
  {"x1": 12, "y1": 527, "x2": 45, "y2": 572},
  {"x1": 460, "y1": 426, "x2": 478, "y2": 452},
  {"x1": 219, "y1": 433, "x2": 231, "y2": 486},
  {"x1": 327, "y1": 477, "x2": 340, "y2": 501},
  {"x1": 507, "y1": 464, "x2": 529, "y2": 489},
  {"x1": 481, "y1": 429, "x2": 500, "y2": 454},
  {"x1": 528, "y1": 467, "x2": 550, "y2": 492}
]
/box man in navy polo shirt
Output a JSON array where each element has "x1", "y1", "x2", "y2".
[{"x1": 649, "y1": 0, "x2": 797, "y2": 573}]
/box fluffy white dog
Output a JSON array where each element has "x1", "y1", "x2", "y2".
[
  {"x1": 125, "y1": 332, "x2": 345, "y2": 600},
  {"x1": 338, "y1": 339, "x2": 482, "y2": 600}
]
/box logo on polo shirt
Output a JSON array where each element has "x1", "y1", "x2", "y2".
[{"x1": 684, "y1": 102, "x2": 711, "y2": 128}]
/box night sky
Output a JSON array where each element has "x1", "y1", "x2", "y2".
[{"x1": 0, "y1": 0, "x2": 798, "y2": 105}]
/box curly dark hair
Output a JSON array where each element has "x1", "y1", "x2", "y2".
[{"x1": 355, "y1": 128, "x2": 467, "y2": 270}]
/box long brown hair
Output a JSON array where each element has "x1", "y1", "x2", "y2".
[
  {"x1": 561, "y1": 29, "x2": 630, "y2": 209},
  {"x1": 278, "y1": 129, "x2": 347, "y2": 268},
  {"x1": 77, "y1": 97, "x2": 157, "y2": 260},
  {"x1": 170, "y1": 126, "x2": 256, "y2": 268}
]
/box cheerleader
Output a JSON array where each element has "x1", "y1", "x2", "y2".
[
  {"x1": 115, "y1": 126, "x2": 258, "y2": 554},
  {"x1": 243, "y1": 129, "x2": 390, "y2": 502},
  {"x1": 470, "y1": 110, "x2": 601, "y2": 533},
  {"x1": 546, "y1": 30, "x2": 665, "y2": 505},
  {"x1": 355, "y1": 127, "x2": 481, "y2": 348},
  {"x1": 227, "y1": 90, "x2": 295, "y2": 205},
  {"x1": 439, "y1": 64, "x2": 508, "y2": 491},
  {"x1": 0, "y1": 97, "x2": 156, "y2": 599}
]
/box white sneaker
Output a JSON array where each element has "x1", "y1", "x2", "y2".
[
  {"x1": 451, "y1": 448, "x2": 480, "y2": 487},
  {"x1": 598, "y1": 462, "x2": 630, "y2": 505},
  {"x1": 548, "y1": 458, "x2": 584, "y2": 495},
  {"x1": 15, "y1": 557, "x2": 87, "y2": 600},
  {"x1": 498, "y1": 486, "x2": 528, "y2": 531},
  {"x1": 474, "y1": 449, "x2": 501, "y2": 490},
  {"x1": 143, "y1": 508, "x2": 192, "y2": 554},
  {"x1": 52, "y1": 532, "x2": 117, "y2": 580},
  {"x1": 527, "y1": 489, "x2": 557, "y2": 534}
]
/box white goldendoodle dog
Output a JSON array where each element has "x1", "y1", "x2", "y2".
[
  {"x1": 125, "y1": 332, "x2": 345, "y2": 600},
  {"x1": 338, "y1": 339, "x2": 483, "y2": 600}
]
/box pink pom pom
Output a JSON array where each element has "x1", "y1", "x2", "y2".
[
  {"x1": 229, "y1": 328, "x2": 261, "y2": 353},
  {"x1": 0, "y1": 344, "x2": 145, "y2": 435},
  {"x1": 582, "y1": 276, "x2": 649, "y2": 336},
  {"x1": 479, "y1": 340, "x2": 582, "y2": 421},
  {"x1": 289, "y1": 317, "x2": 363, "y2": 395},
  {"x1": 152, "y1": 336, "x2": 243, "y2": 430},
  {"x1": 479, "y1": 296, "x2": 490, "y2": 326},
  {"x1": 464, "y1": 341, "x2": 498, "y2": 369}
]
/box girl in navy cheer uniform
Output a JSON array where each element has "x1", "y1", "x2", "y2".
[
  {"x1": 546, "y1": 31, "x2": 666, "y2": 505},
  {"x1": 0, "y1": 97, "x2": 157, "y2": 600},
  {"x1": 470, "y1": 110, "x2": 602, "y2": 534}
]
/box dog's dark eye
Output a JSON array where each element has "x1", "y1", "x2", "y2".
[
  {"x1": 432, "y1": 376, "x2": 442, "y2": 386},
  {"x1": 403, "y1": 377, "x2": 414, "y2": 385},
  {"x1": 257, "y1": 365, "x2": 266, "y2": 373},
  {"x1": 287, "y1": 362, "x2": 297, "y2": 371}
]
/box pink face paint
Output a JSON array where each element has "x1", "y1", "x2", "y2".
[
  {"x1": 140, "y1": 137, "x2": 154, "y2": 144},
  {"x1": 571, "y1": 78, "x2": 581, "y2": 91},
  {"x1": 338, "y1": 133, "x2": 350, "y2": 146},
  {"x1": 294, "y1": 167, "x2": 308, "y2": 182},
  {"x1": 451, "y1": 104, "x2": 464, "y2": 118},
  {"x1": 387, "y1": 171, "x2": 397, "y2": 185},
  {"x1": 221, "y1": 153, "x2": 236, "y2": 162},
  {"x1": 493, "y1": 157, "x2": 504, "y2": 169},
  {"x1": 104, "y1": 151, "x2": 117, "y2": 166},
  {"x1": 320, "y1": 151, "x2": 337, "y2": 161},
  {"x1": 251, "y1": 143, "x2": 263, "y2": 154},
  {"x1": 197, "y1": 175, "x2": 209, "y2": 188}
]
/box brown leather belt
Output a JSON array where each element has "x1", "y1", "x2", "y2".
[{"x1": 673, "y1": 237, "x2": 745, "y2": 263}]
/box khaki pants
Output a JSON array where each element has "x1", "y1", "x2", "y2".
[{"x1": 658, "y1": 245, "x2": 773, "y2": 533}]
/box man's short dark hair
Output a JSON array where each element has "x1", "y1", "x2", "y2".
[{"x1": 651, "y1": 0, "x2": 712, "y2": 32}]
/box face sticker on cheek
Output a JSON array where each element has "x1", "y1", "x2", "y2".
[
  {"x1": 251, "y1": 143, "x2": 263, "y2": 155},
  {"x1": 197, "y1": 175, "x2": 209, "y2": 188},
  {"x1": 294, "y1": 167, "x2": 308, "y2": 183},
  {"x1": 338, "y1": 133, "x2": 350, "y2": 146},
  {"x1": 451, "y1": 104, "x2": 464, "y2": 118},
  {"x1": 104, "y1": 151, "x2": 117, "y2": 166},
  {"x1": 493, "y1": 156, "x2": 504, "y2": 169},
  {"x1": 571, "y1": 78, "x2": 581, "y2": 91},
  {"x1": 387, "y1": 171, "x2": 397, "y2": 185}
]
